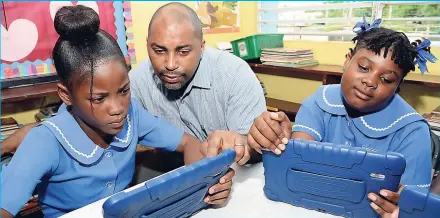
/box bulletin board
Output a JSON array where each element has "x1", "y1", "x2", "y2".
[{"x1": 1, "y1": 1, "x2": 137, "y2": 82}]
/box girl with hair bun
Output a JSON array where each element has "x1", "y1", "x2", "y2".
[{"x1": 1, "y1": 5, "x2": 233, "y2": 217}]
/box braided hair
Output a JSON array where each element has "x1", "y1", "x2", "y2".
[{"x1": 347, "y1": 27, "x2": 418, "y2": 78}]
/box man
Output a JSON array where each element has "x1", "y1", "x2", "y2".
[{"x1": 129, "y1": 2, "x2": 266, "y2": 167}]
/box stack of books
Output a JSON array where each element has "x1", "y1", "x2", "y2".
[
  {"x1": 424, "y1": 105, "x2": 440, "y2": 136},
  {"x1": 260, "y1": 48, "x2": 319, "y2": 68},
  {"x1": 34, "y1": 104, "x2": 60, "y2": 122}
]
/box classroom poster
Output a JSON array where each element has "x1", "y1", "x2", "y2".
[
  {"x1": 1, "y1": 1, "x2": 136, "y2": 80},
  {"x1": 194, "y1": 1, "x2": 240, "y2": 34}
]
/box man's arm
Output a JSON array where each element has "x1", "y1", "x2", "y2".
[
  {"x1": 1, "y1": 122, "x2": 38, "y2": 155},
  {"x1": 175, "y1": 133, "x2": 205, "y2": 164},
  {"x1": 224, "y1": 63, "x2": 267, "y2": 163}
]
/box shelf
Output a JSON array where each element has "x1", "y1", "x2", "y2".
[
  {"x1": 1, "y1": 82, "x2": 58, "y2": 103},
  {"x1": 265, "y1": 97, "x2": 301, "y2": 121},
  {"x1": 250, "y1": 63, "x2": 440, "y2": 87}
]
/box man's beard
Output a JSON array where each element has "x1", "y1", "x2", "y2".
[{"x1": 163, "y1": 81, "x2": 184, "y2": 90}]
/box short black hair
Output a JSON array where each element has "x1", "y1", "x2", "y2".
[
  {"x1": 148, "y1": 2, "x2": 203, "y2": 40},
  {"x1": 52, "y1": 5, "x2": 127, "y2": 96},
  {"x1": 348, "y1": 27, "x2": 417, "y2": 78}
]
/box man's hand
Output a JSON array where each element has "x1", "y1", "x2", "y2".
[
  {"x1": 204, "y1": 168, "x2": 235, "y2": 205},
  {"x1": 200, "y1": 130, "x2": 251, "y2": 165},
  {"x1": 247, "y1": 112, "x2": 291, "y2": 155},
  {"x1": 369, "y1": 188, "x2": 402, "y2": 218}
]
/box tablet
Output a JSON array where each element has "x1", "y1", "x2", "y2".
[
  {"x1": 399, "y1": 185, "x2": 440, "y2": 218},
  {"x1": 263, "y1": 139, "x2": 406, "y2": 218},
  {"x1": 102, "y1": 148, "x2": 236, "y2": 218}
]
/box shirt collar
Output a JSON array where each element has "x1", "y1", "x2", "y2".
[
  {"x1": 189, "y1": 50, "x2": 211, "y2": 90},
  {"x1": 315, "y1": 84, "x2": 424, "y2": 138},
  {"x1": 41, "y1": 101, "x2": 135, "y2": 165}
]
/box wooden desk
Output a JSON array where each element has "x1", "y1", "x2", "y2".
[{"x1": 250, "y1": 63, "x2": 440, "y2": 87}]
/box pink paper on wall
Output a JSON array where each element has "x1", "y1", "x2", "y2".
[{"x1": 1, "y1": 2, "x2": 117, "y2": 64}]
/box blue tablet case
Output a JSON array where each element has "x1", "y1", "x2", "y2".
[
  {"x1": 399, "y1": 185, "x2": 440, "y2": 218},
  {"x1": 262, "y1": 139, "x2": 406, "y2": 218},
  {"x1": 102, "y1": 149, "x2": 236, "y2": 218}
]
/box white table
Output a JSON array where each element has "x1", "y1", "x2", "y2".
[{"x1": 61, "y1": 163, "x2": 340, "y2": 218}]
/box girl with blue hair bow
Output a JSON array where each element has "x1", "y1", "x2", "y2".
[{"x1": 247, "y1": 16, "x2": 437, "y2": 218}]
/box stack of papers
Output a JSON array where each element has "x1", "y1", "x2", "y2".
[{"x1": 260, "y1": 48, "x2": 319, "y2": 68}]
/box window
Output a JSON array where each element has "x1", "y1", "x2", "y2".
[{"x1": 258, "y1": 1, "x2": 440, "y2": 45}]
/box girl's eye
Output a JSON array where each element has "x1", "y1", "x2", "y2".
[
  {"x1": 91, "y1": 97, "x2": 104, "y2": 103},
  {"x1": 358, "y1": 64, "x2": 368, "y2": 72},
  {"x1": 381, "y1": 77, "x2": 392, "y2": 84}
]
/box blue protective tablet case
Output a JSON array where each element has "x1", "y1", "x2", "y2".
[
  {"x1": 262, "y1": 139, "x2": 406, "y2": 218},
  {"x1": 399, "y1": 185, "x2": 440, "y2": 218},
  {"x1": 102, "y1": 149, "x2": 236, "y2": 218}
]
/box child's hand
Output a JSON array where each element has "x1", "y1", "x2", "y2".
[
  {"x1": 368, "y1": 188, "x2": 401, "y2": 218},
  {"x1": 204, "y1": 168, "x2": 235, "y2": 205},
  {"x1": 200, "y1": 130, "x2": 250, "y2": 165},
  {"x1": 248, "y1": 112, "x2": 291, "y2": 155}
]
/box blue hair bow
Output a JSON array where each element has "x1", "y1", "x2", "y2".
[
  {"x1": 414, "y1": 39, "x2": 437, "y2": 75},
  {"x1": 352, "y1": 15, "x2": 382, "y2": 34}
]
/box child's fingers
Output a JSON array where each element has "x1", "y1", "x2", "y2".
[
  {"x1": 368, "y1": 193, "x2": 397, "y2": 213},
  {"x1": 249, "y1": 125, "x2": 281, "y2": 155},
  {"x1": 219, "y1": 168, "x2": 235, "y2": 184},
  {"x1": 205, "y1": 189, "x2": 230, "y2": 204},
  {"x1": 209, "y1": 180, "x2": 232, "y2": 195},
  {"x1": 370, "y1": 202, "x2": 386, "y2": 217},
  {"x1": 380, "y1": 189, "x2": 400, "y2": 204},
  {"x1": 270, "y1": 112, "x2": 291, "y2": 143},
  {"x1": 390, "y1": 208, "x2": 399, "y2": 218},
  {"x1": 263, "y1": 113, "x2": 287, "y2": 143},
  {"x1": 269, "y1": 111, "x2": 287, "y2": 122},
  {"x1": 247, "y1": 134, "x2": 262, "y2": 154},
  {"x1": 206, "y1": 189, "x2": 230, "y2": 202},
  {"x1": 254, "y1": 115, "x2": 282, "y2": 146}
]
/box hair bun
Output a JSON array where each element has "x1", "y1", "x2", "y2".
[{"x1": 54, "y1": 5, "x2": 100, "y2": 41}]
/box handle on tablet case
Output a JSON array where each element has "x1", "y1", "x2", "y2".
[
  {"x1": 399, "y1": 185, "x2": 440, "y2": 218},
  {"x1": 291, "y1": 139, "x2": 406, "y2": 176},
  {"x1": 292, "y1": 139, "x2": 367, "y2": 168}
]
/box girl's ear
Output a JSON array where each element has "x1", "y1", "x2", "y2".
[
  {"x1": 343, "y1": 48, "x2": 354, "y2": 72},
  {"x1": 57, "y1": 83, "x2": 73, "y2": 106}
]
